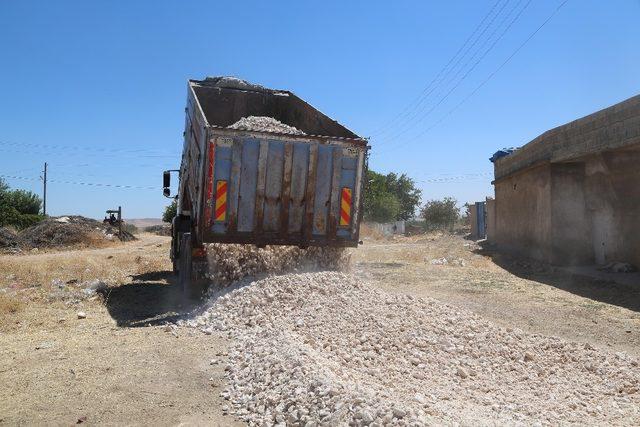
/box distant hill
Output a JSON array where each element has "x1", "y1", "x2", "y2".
[{"x1": 126, "y1": 218, "x2": 165, "y2": 228}]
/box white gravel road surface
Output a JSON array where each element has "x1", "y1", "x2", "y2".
[{"x1": 185, "y1": 271, "x2": 640, "y2": 426}]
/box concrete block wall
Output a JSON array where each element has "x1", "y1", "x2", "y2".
[
  {"x1": 495, "y1": 95, "x2": 640, "y2": 180},
  {"x1": 493, "y1": 164, "x2": 552, "y2": 262}
]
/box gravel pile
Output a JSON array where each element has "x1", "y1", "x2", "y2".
[
  {"x1": 228, "y1": 116, "x2": 306, "y2": 135},
  {"x1": 0, "y1": 227, "x2": 18, "y2": 248},
  {"x1": 18, "y1": 216, "x2": 135, "y2": 248},
  {"x1": 185, "y1": 272, "x2": 640, "y2": 426},
  {"x1": 205, "y1": 244, "x2": 349, "y2": 286}
]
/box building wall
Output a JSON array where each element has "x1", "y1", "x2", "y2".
[
  {"x1": 485, "y1": 198, "x2": 496, "y2": 243},
  {"x1": 585, "y1": 150, "x2": 640, "y2": 266},
  {"x1": 493, "y1": 147, "x2": 640, "y2": 266},
  {"x1": 549, "y1": 163, "x2": 592, "y2": 265},
  {"x1": 494, "y1": 164, "x2": 552, "y2": 262},
  {"x1": 494, "y1": 95, "x2": 640, "y2": 180},
  {"x1": 469, "y1": 205, "x2": 478, "y2": 239}
]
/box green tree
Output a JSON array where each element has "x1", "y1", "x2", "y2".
[
  {"x1": 384, "y1": 173, "x2": 422, "y2": 220},
  {"x1": 0, "y1": 178, "x2": 9, "y2": 195},
  {"x1": 365, "y1": 192, "x2": 401, "y2": 223},
  {"x1": 363, "y1": 170, "x2": 421, "y2": 223},
  {"x1": 162, "y1": 200, "x2": 177, "y2": 223},
  {"x1": 7, "y1": 189, "x2": 42, "y2": 215},
  {"x1": 420, "y1": 197, "x2": 460, "y2": 230},
  {"x1": 0, "y1": 180, "x2": 44, "y2": 230}
]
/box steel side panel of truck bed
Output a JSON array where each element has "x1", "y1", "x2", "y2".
[{"x1": 202, "y1": 131, "x2": 365, "y2": 247}]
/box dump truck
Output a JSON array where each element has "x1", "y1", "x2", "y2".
[{"x1": 163, "y1": 77, "x2": 369, "y2": 296}]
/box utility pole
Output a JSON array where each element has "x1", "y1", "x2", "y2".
[{"x1": 42, "y1": 162, "x2": 47, "y2": 216}]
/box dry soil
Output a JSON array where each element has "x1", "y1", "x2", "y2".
[{"x1": 1, "y1": 232, "x2": 639, "y2": 425}]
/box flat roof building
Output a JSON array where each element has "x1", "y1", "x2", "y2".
[{"x1": 491, "y1": 95, "x2": 640, "y2": 266}]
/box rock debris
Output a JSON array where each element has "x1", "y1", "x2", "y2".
[
  {"x1": 227, "y1": 116, "x2": 306, "y2": 135},
  {"x1": 205, "y1": 244, "x2": 348, "y2": 286},
  {"x1": 183, "y1": 272, "x2": 640, "y2": 426}
]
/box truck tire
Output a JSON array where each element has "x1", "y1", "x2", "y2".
[{"x1": 178, "y1": 232, "x2": 193, "y2": 299}]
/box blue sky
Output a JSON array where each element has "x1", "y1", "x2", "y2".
[{"x1": 1, "y1": 0, "x2": 638, "y2": 219}]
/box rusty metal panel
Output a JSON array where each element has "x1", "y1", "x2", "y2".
[
  {"x1": 199, "y1": 131, "x2": 366, "y2": 247},
  {"x1": 263, "y1": 141, "x2": 285, "y2": 232},
  {"x1": 352, "y1": 149, "x2": 365, "y2": 236},
  {"x1": 288, "y1": 143, "x2": 309, "y2": 233},
  {"x1": 211, "y1": 139, "x2": 232, "y2": 234},
  {"x1": 253, "y1": 140, "x2": 269, "y2": 235},
  {"x1": 227, "y1": 138, "x2": 242, "y2": 233},
  {"x1": 280, "y1": 143, "x2": 294, "y2": 237},
  {"x1": 303, "y1": 144, "x2": 319, "y2": 241},
  {"x1": 312, "y1": 144, "x2": 334, "y2": 235},
  {"x1": 327, "y1": 147, "x2": 343, "y2": 239},
  {"x1": 237, "y1": 139, "x2": 260, "y2": 232}
]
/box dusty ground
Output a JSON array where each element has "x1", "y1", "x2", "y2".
[
  {"x1": 0, "y1": 234, "x2": 241, "y2": 426},
  {"x1": 1, "y1": 232, "x2": 639, "y2": 425},
  {"x1": 353, "y1": 233, "x2": 640, "y2": 359}
]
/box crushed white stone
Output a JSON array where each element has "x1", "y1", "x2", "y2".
[
  {"x1": 227, "y1": 116, "x2": 306, "y2": 135},
  {"x1": 183, "y1": 272, "x2": 640, "y2": 425},
  {"x1": 204, "y1": 244, "x2": 349, "y2": 286}
]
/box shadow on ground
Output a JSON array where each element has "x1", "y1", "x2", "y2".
[
  {"x1": 98, "y1": 271, "x2": 204, "y2": 327},
  {"x1": 476, "y1": 242, "x2": 640, "y2": 313}
]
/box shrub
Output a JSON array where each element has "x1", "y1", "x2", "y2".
[
  {"x1": 365, "y1": 192, "x2": 401, "y2": 223},
  {"x1": 0, "y1": 205, "x2": 45, "y2": 230},
  {"x1": 0, "y1": 179, "x2": 45, "y2": 230},
  {"x1": 122, "y1": 223, "x2": 139, "y2": 234},
  {"x1": 163, "y1": 200, "x2": 177, "y2": 223},
  {"x1": 7, "y1": 189, "x2": 42, "y2": 215},
  {"x1": 420, "y1": 197, "x2": 460, "y2": 231}
]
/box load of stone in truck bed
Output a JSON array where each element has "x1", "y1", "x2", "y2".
[
  {"x1": 227, "y1": 116, "x2": 306, "y2": 135},
  {"x1": 191, "y1": 76, "x2": 363, "y2": 139}
]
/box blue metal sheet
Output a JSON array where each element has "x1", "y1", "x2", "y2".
[
  {"x1": 337, "y1": 154, "x2": 357, "y2": 238},
  {"x1": 263, "y1": 141, "x2": 284, "y2": 232},
  {"x1": 312, "y1": 145, "x2": 334, "y2": 235},
  {"x1": 288, "y1": 143, "x2": 309, "y2": 233},
  {"x1": 476, "y1": 201, "x2": 486, "y2": 239},
  {"x1": 204, "y1": 132, "x2": 365, "y2": 246},
  {"x1": 212, "y1": 145, "x2": 232, "y2": 234},
  {"x1": 237, "y1": 139, "x2": 260, "y2": 232}
]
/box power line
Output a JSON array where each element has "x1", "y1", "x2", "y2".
[
  {"x1": 0, "y1": 146, "x2": 177, "y2": 161},
  {"x1": 380, "y1": 0, "x2": 571, "y2": 153},
  {"x1": 0, "y1": 173, "x2": 160, "y2": 191},
  {"x1": 370, "y1": 0, "x2": 507, "y2": 137},
  {"x1": 417, "y1": 172, "x2": 493, "y2": 183},
  {"x1": 378, "y1": 0, "x2": 532, "y2": 148},
  {"x1": 0, "y1": 139, "x2": 177, "y2": 156}
]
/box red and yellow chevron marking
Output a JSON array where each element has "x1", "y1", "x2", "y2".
[
  {"x1": 340, "y1": 187, "x2": 352, "y2": 226},
  {"x1": 214, "y1": 180, "x2": 228, "y2": 222}
]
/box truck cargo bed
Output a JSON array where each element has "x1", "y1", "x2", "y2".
[{"x1": 179, "y1": 77, "x2": 368, "y2": 248}]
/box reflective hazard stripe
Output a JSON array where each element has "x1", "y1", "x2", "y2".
[
  {"x1": 214, "y1": 180, "x2": 227, "y2": 222},
  {"x1": 339, "y1": 187, "x2": 352, "y2": 226}
]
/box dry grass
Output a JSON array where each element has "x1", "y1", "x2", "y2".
[
  {"x1": 0, "y1": 294, "x2": 24, "y2": 314},
  {"x1": 0, "y1": 235, "x2": 171, "y2": 292}
]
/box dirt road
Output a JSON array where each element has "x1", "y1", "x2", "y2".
[
  {"x1": 1, "y1": 232, "x2": 638, "y2": 424},
  {"x1": 354, "y1": 234, "x2": 640, "y2": 359},
  {"x1": 0, "y1": 235, "x2": 240, "y2": 426}
]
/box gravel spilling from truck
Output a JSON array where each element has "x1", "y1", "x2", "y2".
[
  {"x1": 205, "y1": 244, "x2": 349, "y2": 286},
  {"x1": 184, "y1": 272, "x2": 640, "y2": 426},
  {"x1": 227, "y1": 116, "x2": 306, "y2": 135}
]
